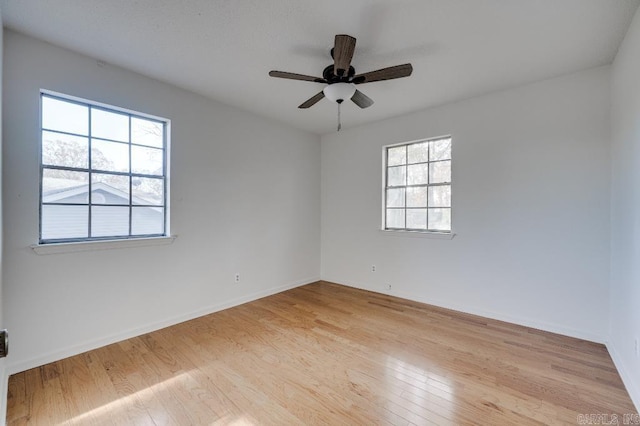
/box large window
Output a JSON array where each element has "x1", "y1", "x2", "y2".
[
  {"x1": 384, "y1": 136, "x2": 451, "y2": 233},
  {"x1": 40, "y1": 91, "x2": 169, "y2": 243}
]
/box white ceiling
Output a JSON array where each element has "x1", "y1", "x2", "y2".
[{"x1": 1, "y1": 0, "x2": 638, "y2": 135}]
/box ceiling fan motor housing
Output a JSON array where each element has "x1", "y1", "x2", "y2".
[{"x1": 322, "y1": 64, "x2": 356, "y2": 83}]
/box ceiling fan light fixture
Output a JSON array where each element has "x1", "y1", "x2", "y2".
[
  {"x1": 323, "y1": 83, "x2": 356, "y2": 103},
  {"x1": 269, "y1": 34, "x2": 412, "y2": 116}
]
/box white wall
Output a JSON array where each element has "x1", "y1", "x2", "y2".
[
  {"x1": 2, "y1": 30, "x2": 321, "y2": 374},
  {"x1": 610, "y1": 6, "x2": 640, "y2": 409},
  {"x1": 321, "y1": 66, "x2": 611, "y2": 342},
  {"x1": 0, "y1": 5, "x2": 6, "y2": 423}
]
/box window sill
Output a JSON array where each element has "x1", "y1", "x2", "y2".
[
  {"x1": 31, "y1": 235, "x2": 177, "y2": 255},
  {"x1": 379, "y1": 230, "x2": 455, "y2": 240}
]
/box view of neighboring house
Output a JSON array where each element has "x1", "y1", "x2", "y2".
[{"x1": 41, "y1": 178, "x2": 164, "y2": 239}]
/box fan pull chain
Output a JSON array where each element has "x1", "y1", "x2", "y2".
[{"x1": 337, "y1": 102, "x2": 342, "y2": 132}]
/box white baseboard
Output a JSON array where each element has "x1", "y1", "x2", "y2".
[
  {"x1": 323, "y1": 277, "x2": 606, "y2": 344},
  {"x1": 7, "y1": 276, "x2": 319, "y2": 375},
  {"x1": 607, "y1": 342, "x2": 640, "y2": 412}
]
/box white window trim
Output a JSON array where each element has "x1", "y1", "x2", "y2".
[
  {"x1": 378, "y1": 229, "x2": 455, "y2": 239},
  {"x1": 381, "y1": 135, "x2": 453, "y2": 235},
  {"x1": 31, "y1": 235, "x2": 177, "y2": 255},
  {"x1": 39, "y1": 89, "x2": 172, "y2": 244}
]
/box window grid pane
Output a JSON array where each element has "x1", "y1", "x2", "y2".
[
  {"x1": 385, "y1": 137, "x2": 451, "y2": 233},
  {"x1": 40, "y1": 92, "x2": 169, "y2": 243}
]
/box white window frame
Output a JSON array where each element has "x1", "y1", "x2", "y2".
[
  {"x1": 38, "y1": 89, "x2": 171, "y2": 245},
  {"x1": 381, "y1": 136, "x2": 452, "y2": 235}
]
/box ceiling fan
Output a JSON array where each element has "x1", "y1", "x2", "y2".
[{"x1": 269, "y1": 34, "x2": 413, "y2": 129}]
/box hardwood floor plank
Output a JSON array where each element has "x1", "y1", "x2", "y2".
[
  {"x1": 7, "y1": 281, "x2": 637, "y2": 425},
  {"x1": 6, "y1": 367, "x2": 27, "y2": 424}
]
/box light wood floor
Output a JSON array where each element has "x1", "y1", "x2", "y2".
[{"x1": 7, "y1": 281, "x2": 637, "y2": 425}]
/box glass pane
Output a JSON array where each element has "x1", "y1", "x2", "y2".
[
  {"x1": 428, "y1": 185, "x2": 451, "y2": 207},
  {"x1": 42, "y1": 131, "x2": 89, "y2": 169},
  {"x1": 132, "y1": 145, "x2": 163, "y2": 175},
  {"x1": 406, "y1": 209, "x2": 427, "y2": 229},
  {"x1": 42, "y1": 96, "x2": 88, "y2": 135},
  {"x1": 387, "y1": 146, "x2": 406, "y2": 166},
  {"x1": 387, "y1": 166, "x2": 406, "y2": 187},
  {"x1": 407, "y1": 164, "x2": 428, "y2": 185},
  {"x1": 428, "y1": 208, "x2": 451, "y2": 231},
  {"x1": 91, "y1": 108, "x2": 129, "y2": 142},
  {"x1": 133, "y1": 177, "x2": 164, "y2": 206},
  {"x1": 92, "y1": 140, "x2": 129, "y2": 172},
  {"x1": 408, "y1": 142, "x2": 428, "y2": 164},
  {"x1": 386, "y1": 188, "x2": 405, "y2": 208},
  {"x1": 92, "y1": 174, "x2": 130, "y2": 205},
  {"x1": 406, "y1": 187, "x2": 427, "y2": 207},
  {"x1": 132, "y1": 117, "x2": 163, "y2": 148},
  {"x1": 41, "y1": 205, "x2": 88, "y2": 240},
  {"x1": 429, "y1": 160, "x2": 451, "y2": 184},
  {"x1": 132, "y1": 207, "x2": 164, "y2": 235},
  {"x1": 431, "y1": 138, "x2": 451, "y2": 161},
  {"x1": 42, "y1": 169, "x2": 88, "y2": 204},
  {"x1": 91, "y1": 206, "x2": 130, "y2": 237},
  {"x1": 386, "y1": 209, "x2": 405, "y2": 229}
]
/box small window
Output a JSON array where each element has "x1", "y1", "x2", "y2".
[
  {"x1": 39, "y1": 91, "x2": 169, "y2": 243},
  {"x1": 383, "y1": 137, "x2": 451, "y2": 233}
]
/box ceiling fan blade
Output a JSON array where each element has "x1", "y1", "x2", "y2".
[
  {"x1": 298, "y1": 91, "x2": 325, "y2": 109},
  {"x1": 333, "y1": 34, "x2": 356, "y2": 77},
  {"x1": 269, "y1": 70, "x2": 327, "y2": 83},
  {"x1": 352, "y1": 63, "x2": 413, "y2": 84},
  {"x1": 351, "y1": 90, "x2": 374, "y2": 109}
]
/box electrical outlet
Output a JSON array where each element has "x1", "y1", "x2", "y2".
[
  {"x1": 371, "y1": 265, "x2": 376, "y2": 272},
  {"x1": 235, "y1": 273, "x2": 240, "y2": 283}
]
